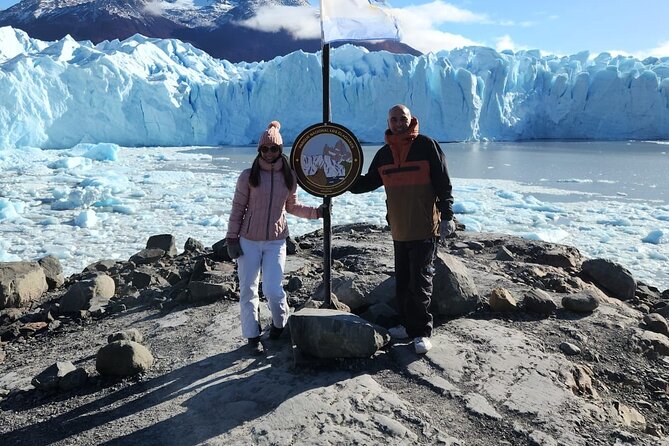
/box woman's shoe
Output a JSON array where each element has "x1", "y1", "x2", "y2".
[
  {"x1": 248, "y1": 336, "x2": 264, "y2": 355},
  {"x1": 269, "y1": 324, "x2": 284, "y2": 340}
]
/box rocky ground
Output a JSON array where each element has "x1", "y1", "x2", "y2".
[{"x1": 1, "y1": 224, "x2": 669, "y2": 446}]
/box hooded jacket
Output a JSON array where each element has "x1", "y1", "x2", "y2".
[
  {"x1": 349, "y1": 117, "x2": 453, "y2": 242},
  {"x1": 226, "y1": 155, "x2": 318, "y2": 241}
]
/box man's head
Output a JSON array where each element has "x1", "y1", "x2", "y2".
[{"x1": 387, "y1": 104, "x2": 412, "y2": 135}]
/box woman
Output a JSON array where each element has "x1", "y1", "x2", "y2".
[{"x1": 226, "y1": 121, "x2": 323, "y2": 355}]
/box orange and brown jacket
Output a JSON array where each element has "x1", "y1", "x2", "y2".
[{"x1": 350, "y1": 117, "x2": 453, "y2": 242}]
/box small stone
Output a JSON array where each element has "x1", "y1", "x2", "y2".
[
  {"x1": 562, "y1": 293, "x2": 599, "y2": 313},
  {"x1": 559, "y1": 342, "x2": 581, "y2": 355}
]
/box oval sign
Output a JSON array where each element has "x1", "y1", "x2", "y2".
[{"x1": 290, "y1": 122, "x2": 364, "y2": 197}]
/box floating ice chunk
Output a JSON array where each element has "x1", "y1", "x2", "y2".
[
  {"x1": 74, "y1": 210, "x2": 98, "y2": 228},
  {"x1": 453, "y1": 201, "x2": 480, "y2": 214},
  {"x1": 82, "y1": 143, "x2": 120, "y2": 161},
  {"x1": 48, "y1": 156, "x2": 90, "y2": 170},
  {"x1": 0, "y1": 198, "x2": 23, "y2": 221},
  {"x1": 521, "y1": 228, "x2": 570, "y2": 243},
  {"x1": 0, "y1": 247, "x2": 21, "y2": 262},
  {"x1": 597, "y1": 218, "x2": 633, "y2": 226},
  {"x1": 642, "y1": 229, "x2": 665, "y2": 244},
  {"x1": 112, "y1": 205, "x2": 135, "y2": 215},
  {"x1": 496, "y1": 190, "x2": 523, "y2": 200},
  {"x1": 458, "y1": 216, "x2": 482, "y2": 232}
]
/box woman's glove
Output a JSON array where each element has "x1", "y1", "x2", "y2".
[
  {"x1": 439, "y1": 219, "x2": 456, "y2": 244},
  {"x1": 226, "y1": 239, "x2": 243, "y2": 259}
]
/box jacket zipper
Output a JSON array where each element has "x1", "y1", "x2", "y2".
[{"x1": 266, "y1": 167, "x2": 274, "y2": 240}]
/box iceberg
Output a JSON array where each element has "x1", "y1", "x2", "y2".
[{"x1": 1, "y1": 25, "x2": 669, "y2": 149}]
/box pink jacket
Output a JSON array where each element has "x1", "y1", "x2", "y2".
[{"x1": 226, "y1": 156, "x2": 319, "y2": 241}]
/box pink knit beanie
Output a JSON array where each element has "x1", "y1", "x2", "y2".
[{"x1": 258, "y1": 121, "x2": 283, "y2": 148}]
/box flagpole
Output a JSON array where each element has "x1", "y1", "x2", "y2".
[{"x1": 322, "y1": 42, "x2": 332, "y2": 308}]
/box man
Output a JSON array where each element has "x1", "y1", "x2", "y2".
[{"x1": 349, "y1": 104, "x2": 455, "y2": 354}]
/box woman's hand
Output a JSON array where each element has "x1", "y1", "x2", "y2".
[
  {"x1": 226, "y1": 239, "x2": 243, "y2": 259},
  {"x1": 317, "y1": 202, "x2": 331, "y2": 219}
]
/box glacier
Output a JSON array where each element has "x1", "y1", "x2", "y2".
[{"x1": 1, "y1": 25, "x2": 669, "y2": 149}]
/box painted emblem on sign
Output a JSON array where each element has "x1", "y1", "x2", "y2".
[{"x1": 290, "y1": 123, "x2": 363, "y2": 197}]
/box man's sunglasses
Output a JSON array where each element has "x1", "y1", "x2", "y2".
[{"x1": 260, "y1": 145, "x2": 281, "y2": 153}]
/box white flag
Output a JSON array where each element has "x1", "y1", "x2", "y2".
[{"x1": 321, "y1": 0, "x2": 401, "y2": 43}]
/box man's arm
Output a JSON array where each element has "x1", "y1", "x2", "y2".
[
  {"x1": 348, "y1": 149, "x2": 384, "y2": 194},
  {"x1": 428, "y1": 138, "x2": 454, "y2": 221}
]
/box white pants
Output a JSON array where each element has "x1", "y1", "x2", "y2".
[{"x1": 237, "y1": 237, "x2": 289, "y2": 339}]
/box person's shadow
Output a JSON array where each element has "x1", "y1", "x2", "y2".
[{"x1": 0, "y1": 341, "x2": 352, "y2": 446}]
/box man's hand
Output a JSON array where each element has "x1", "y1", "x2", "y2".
[
  {"x1": 226, "y1": 239, "x2": 243, "y2": 259},
  {"x1": 439, "y1": 219, "x2": 456, "y2": 244}
]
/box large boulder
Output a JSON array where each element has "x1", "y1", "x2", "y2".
[
  {"x1": 289, "y1": 308, "x2": 389, "y2": 358},
  {"x1": 0, "y1": 262, "x2": 48, "y2": 309},
  {"x1": 312, "y1": 273, "x2": 391, "y2": 312},
  {"x1": 38, "y1": 255, "x2": 65, "y2": 290},
  {"x1": 59, "y1": 274, "x2": 115, "y2": 313},
  {"x1": 431, "y1": 252, "x2": 481, "y2": 317},
  {"x1": 581, "y1": 258, "x2": 636, "y2": 300},
  {"x1": 96, "y1": 340, "x2": 154, "y2": 377},
  {"x1": 146, "y1": 234, "x2": 177, "y2": 257}
]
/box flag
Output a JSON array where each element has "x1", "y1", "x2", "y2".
[{"x1": 321, "y1": 0, "x2": 401, "y2": 43}]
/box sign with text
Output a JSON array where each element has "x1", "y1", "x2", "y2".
[{"x1": 290, "y1": 123, "x2": 363, "y2": 197}]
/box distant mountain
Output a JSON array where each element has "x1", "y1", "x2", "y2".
[{"x1": 0, "y1": 0, "x2": 420, "y2": 62}]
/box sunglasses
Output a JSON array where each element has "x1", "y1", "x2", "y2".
[{"x1": 260, "y1": 145, "x2": 281, "y2": 153}]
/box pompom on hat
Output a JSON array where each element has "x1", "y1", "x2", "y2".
[{"x1": 258, "y1": 121, "x2": 283, "y2": 148}]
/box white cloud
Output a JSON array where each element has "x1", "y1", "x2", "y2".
[
  {"x1": 647, "y1": 41, "x2": 669, "y2": 58},
  {"x1": 495, "y1": 35, "x2": 524, "y2": 53},
  {"x1": 237, "y1": 5, "x2": 320, "y2": 40}
]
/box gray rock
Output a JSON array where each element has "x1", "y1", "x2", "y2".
[
  {"x1": 495, "y1": 246, "x2": 515, "y2": 261},
  {"x1": 96, "y1": 340, "x2": 154, "y2": 377},
  {"x1": 431, "y1": 252, "x2": 481, "y2": 317},
  {"x1": 59, "y1": 367, "x2": 89, "y2": 391},
  {"x1": 289, "y1": 308, "x2": 389, "y2": 358},
  {"x1": 129, "y1": 248, "x2": 166, "y2": 265},
  {"x1": 464, "y1": 393, "x2": 502, "y2": 420},
  {"x1": 146, "y1": 234, "x2": 177, "y2": 257},
  {"x1": 84, "y1": 259, "x2": 120, "y2": 272},
  {"x1": 537, "y1": 249, "x2": 579, "y2": 269},
  {"x1": 31, "y1": 361, "x2": 76, "y2": 391},
  {"x1": 0, "y1": 262, "x2": 49, "y2": 310},
  {"x1": 285, "y1": 276, "x2": 303, "y2": 292},
  {"x1": 313, "y1": 273, "x2": 390, "y2": 312},
  {"x1": 523, "y1": 289, "x2": 558, "y2": 315},
  {"x1": 0, "y1": 348, "x2": 5, "y2": 364},
  {"x1": 582, "y1": 258, "x2": 636, "y2": 300},
  {"x1": 488, "y1": 287, "x2": 518, "y2": 312},
  {"x1": 188, "y1": 281, "x2": 233, "y2": 303},
  {"x1": 562, "y1": 292, "x2": 599, "y2": 313},
  {"x1": 643, "y1": 313, "x2": 669, "y2": 337},
  {"x1": 559, "y1": 342, "x2": 581, "y2": 355},
  {"x1": 359, "y1": 302, "x2": 400, "y2": 328},
  {"x1": 183, "y1": 237, "x2": 205, "y2": 253},
  {"x1": 108, "y1": 329, "x2": 144, "y2": 344},
  {"x1": 59, "y1": 274, "x2": 116, "y2": 313},
  {"x1": 38, "y1": 255, "x2": 65, "y2": 290}
]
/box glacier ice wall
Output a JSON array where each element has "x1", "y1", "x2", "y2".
[{"x1": 1, "y1": 26, "x2": 669, "y2": 149}]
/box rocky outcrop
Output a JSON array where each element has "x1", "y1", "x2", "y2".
[{"x1": 1, "y1": 226, "x2": 669, "y2": 446}]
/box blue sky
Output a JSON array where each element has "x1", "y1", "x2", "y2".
[{"x1": 1, "y1": 0, "x2": 668, "y2": 57}]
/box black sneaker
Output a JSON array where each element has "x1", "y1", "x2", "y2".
[
  {"x1": 247, "y1": 336, "x2": 264, "y2": 355},
  {"x1": 269, "y1": 324, "x2": 284, "y2": 340}
]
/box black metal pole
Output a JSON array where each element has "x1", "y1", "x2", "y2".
[{"x1": 322, "y1": 43, "x2": 332, "y2": 307}]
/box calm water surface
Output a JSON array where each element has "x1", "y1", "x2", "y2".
[{"x1": 209, "y1": 140, "x2": 669, "y2": 204}]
